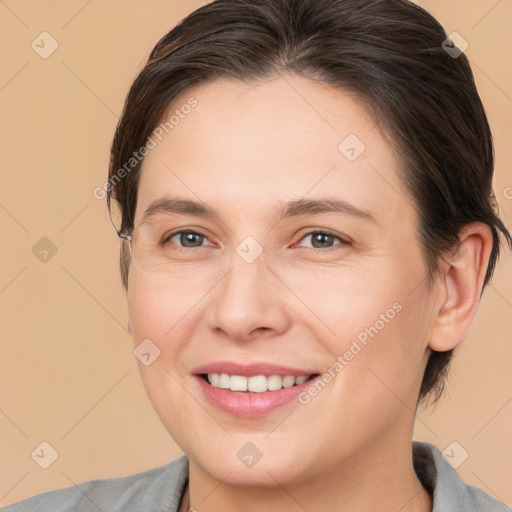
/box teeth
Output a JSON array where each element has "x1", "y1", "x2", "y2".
[
  {"x1": 267, "y1": 375, "x2": 283, "y2": 391},
  {"x1": 229, "y1": 375, "x2": 247, "y2": 391},
  {"x1": 282, "y1": 376, "x2": 295, "y2": 388},
  {"x1": 206, "y1": 373, "x2": 311, "y2": 392},
  {"x1": 219, "y1": 373, "x2": 230, "y2": 389},
  {"x1": 294, "y1": 375, "x2": 308, "y2": 385},
  {"x1": 248, "y1": 375, "x2": 267, "y2": 392}
]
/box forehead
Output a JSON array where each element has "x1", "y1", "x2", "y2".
[{"x1": 136, "y1": 74, "x2": 412, "y2": 226}]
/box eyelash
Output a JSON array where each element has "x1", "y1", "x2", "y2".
[{"x1": 162, "y1": 229, "x2": 351, "y2": 253}]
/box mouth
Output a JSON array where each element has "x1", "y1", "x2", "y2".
[
  {"x1": 199, "y1": 373, "x2": 319, "y2": 393},
  {"x1": 192, "y1": 363, "x2": 322, "y2": 417},
  {"x1": 192, "y1": 360, "x2": 320, "y2": 418}
]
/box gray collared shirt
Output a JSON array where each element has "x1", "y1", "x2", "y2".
[{"x1": 2, "y1": 441, "x2": 508, "y2": 511}]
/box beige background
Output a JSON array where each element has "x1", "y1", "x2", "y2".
[{"x1": 0, "y1": 0, "x2": 511, "y2": 507}]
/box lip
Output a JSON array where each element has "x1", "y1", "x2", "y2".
[
  {"x1": 192, "y1": 361, "x2": 320, "y2": 418},
  {"x1": 192, "y1": 361, "x2": 317, "y2": 377}
]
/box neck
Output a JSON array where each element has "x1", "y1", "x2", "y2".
[{"x1": 183, "y1": 433, "x2": 432, "y2": 512}]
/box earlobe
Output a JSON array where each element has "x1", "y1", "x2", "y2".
[{"x1": 428, "y1": 223, "x2": 493, "y2": 352}]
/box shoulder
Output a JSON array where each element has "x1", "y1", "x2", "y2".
[
  {"x1": 413, "y1": 441, "x2": 509, "y2": 512},
  {"x1": 1, "y1": 455, "x2": 189, "y2": 512}
]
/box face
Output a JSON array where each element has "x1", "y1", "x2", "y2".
[{"x1": 126, "y1": 74, "x2": 436, "y2": 488}]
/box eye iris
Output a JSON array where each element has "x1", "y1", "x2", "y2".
[
  {"x1": 312, "y1": 232, "x2": 334, "y2": 248},
  {"x1": 181, "y1": 232, "x2": 204, "y2": 247}
]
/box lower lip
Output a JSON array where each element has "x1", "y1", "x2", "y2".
[{"x1": 194, "y1": 375, "x2": 319, "y2": 418}]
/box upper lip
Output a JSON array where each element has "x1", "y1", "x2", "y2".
[{"x1": 192, "y1": 361, "x2": 318, "y2": 377}]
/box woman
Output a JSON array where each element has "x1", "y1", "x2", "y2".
[{"x1": 4, "y1": 0, "x2": 510, "y2": 510}]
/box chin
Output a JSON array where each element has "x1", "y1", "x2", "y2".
[
  {"x1": 196, "y1": 456, "x2": 304, "y2": 489},
  {"x1": 181, "y1": 433, "x2": 314, "y2": 489}
]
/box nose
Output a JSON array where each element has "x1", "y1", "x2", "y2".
[{"x1": 207, "y1": 251, "x2": 291, "y2": 343}]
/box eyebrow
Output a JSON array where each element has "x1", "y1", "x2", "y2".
[{"x1": 142, "y1": 196, "x2": 378, "y2": 225}]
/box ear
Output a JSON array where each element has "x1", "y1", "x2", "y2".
[
  {"x1": 429, "y1": 222, "x2": 494, "y2": 352},
  {"x1": 127, "y1": 317, "x2": 132, "y2": 334}
]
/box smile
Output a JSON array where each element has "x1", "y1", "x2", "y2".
[{"x1": 204, "y1": 373, "x2": 311, "y2": 392}]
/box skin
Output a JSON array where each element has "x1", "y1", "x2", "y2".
[{"x1": 125, "y1": 74, "x2": 492, "y2": 512}]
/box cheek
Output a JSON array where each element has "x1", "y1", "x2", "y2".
[
  {"x1": 280, "y1": 261, "x2": 410, "y2": 343},
  {"x1": 329, "y1": 288, "x2": 434, "y2": 417},
  {"x1": 296, "y1": 261, "x2": 433, "y2": 406},
  {"x1": 126, "y1": 269, "x2": 206, "y2": 343},
  {"x1": 126, "y1": 275, "x2": 201, "y2": 440}
]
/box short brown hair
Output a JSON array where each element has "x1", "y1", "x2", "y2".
[{"x1": 107, "y1": 0, "x2": 511, "y2": 405}]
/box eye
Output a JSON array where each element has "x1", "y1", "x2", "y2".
[
  {"x1": 295, "y1": 230, "x2": 350, "y2": 250},
  {"x1": 163, "y1": 230, "x2": 211, "y2": 249},
  {"x1": 160, "y1": 229, "x2": 350, "y2": 252}
]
